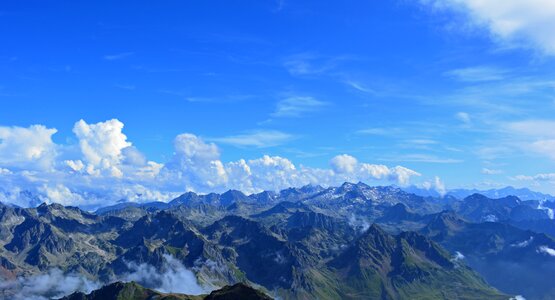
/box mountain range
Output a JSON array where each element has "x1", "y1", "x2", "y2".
[{"x1": 1, "y1": 182, "x2": 555, "y2": 299}]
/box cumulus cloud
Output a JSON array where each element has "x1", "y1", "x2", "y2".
[
  {"x1": 71, "y1": 119, "x2": 131, "y2": 177},
  {"x1": 330, "y1": 154, "x2": 358, "y2": 174},
  {"x1": 0, "y1": 120, "x2": 422, "y2": 208},
  {"x1": 0, "y1": 125, "x2": 57, "y2": 170},
  {"x1": 329, "y1": 154, "x2": 421, "y2": 186},
  {"x1": 422, "y1": 0, "x2": 555, "y2": 55},
  {"x1": 163, "y1": 133, "x2": 228, "y2": 191}
]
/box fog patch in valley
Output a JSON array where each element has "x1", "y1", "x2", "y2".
[
  {"x1": 0, "y1": 254, "x2": 206, "y2": 299},
  {"x1": 123, "y1": 254, "x2": 206, "y2": 295},
  {"x1": 0, "y1": 268, "x2": 99, "y2": 300}
]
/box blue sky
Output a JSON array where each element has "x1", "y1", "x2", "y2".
[{"x1": 1, "y1": 0, "x2": 555, "y2": 205}]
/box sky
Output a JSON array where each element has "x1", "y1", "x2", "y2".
[{"x1": 1, "y1": 0, "x2": 555, "y2": 207}]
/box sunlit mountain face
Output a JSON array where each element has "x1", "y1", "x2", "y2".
[{"x1": 2, "y1": 0, "x2": 555, "y2": 299}]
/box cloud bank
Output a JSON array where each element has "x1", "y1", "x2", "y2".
[{"x1": 0, "y1": 119, "x2": 423, "y2": 207}]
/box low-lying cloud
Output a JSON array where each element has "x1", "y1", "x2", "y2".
[
  {"x1": 0, "y1": 255, "x2": 205, "y2": 299},
  {"x1": 0, "y1": 268, "x2": 99, "y2": 300},
  {"x1": 538, "y1": 245, "x2": 555, "y2": 257},
  {"x1": 123, "y1": 254, "x2": 206, "y2": 295}
]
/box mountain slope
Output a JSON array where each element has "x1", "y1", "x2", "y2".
[
  {"x1": 59, "y1": 282, "x2": 271, "y2": 300},
  {"x1": 327, "y1": 224, "x2": 506, "y2": 300}
]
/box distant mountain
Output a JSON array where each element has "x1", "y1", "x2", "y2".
[
  {"x1": 448, "y1": 193, "x2": 553, "y2": 223},
  {"x1": 59, "y1": 282, "x2": 272, "y2": 300},
  {"x1": 448, "y1": 186, "x2": 555, "y2": 201}
]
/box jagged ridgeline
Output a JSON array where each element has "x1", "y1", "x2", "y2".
[{"x1": 2, "y1": 182, "x2": 555, "y2": 299}]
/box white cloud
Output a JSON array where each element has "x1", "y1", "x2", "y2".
[
  {"x1": 514, "y1": 173, "x2": 555, "y2": 182},
  {"x1": 434, "y1": 176, "x2": 446, "y2": 195},
  {"x1": 0, "y1": 120, "x2": 422, "y2": 207},
  {"x1": 0, "y1": 125, "x2": 57, "y2": 170},
  {"x1": 330, "y1": 154, "x2": 358, "y2": 174},
  {"x1": 210, "y1": 130, "x2": 293, "y2": 148},
  {"x1": 421, "y1": 176, "x2": 447, "y2": 196},
  {"x1": 103, "y1": 52, "x2": 134, "y2": 60},
  {"x1": 423, "y1": 0, "x2": 555, "y2": 55},
  {"x1": 329, "y1": 154, "x2": 421, "y2": 186},
  {"x1": 481, "y1": 168, "x2": 502, "y2": 175},
  {"x1": 538, "y1": 245, "x2": 555, "y2": 257},
  {"x1": 0, "y1": 268, "x2": 99, "y2": 300},
  {"x1": 452, "y1": 251, "x2": 465, "y2": 261},
  {"x1": 345, "y1": 81, "x2": 376, "y2": 94},
  {"x1": 530, "y1": 139, "x2": 555, "y2": 160},
  {"x1": 356, "y1": 127, "x2": 402, "y2": 136},
  {"x1": 505, "y1": 120, "x2": 555, "y2": 160},
  {"x1": 38, "y1": 184, "x2": 87, "y2": 206},
  {"x1": 283, "y1": 53, "x2": 338, "y2": 76},
  {"x1": 455, "y1": 112, "x2": 471, "y2": 125},
  {"x1": 272, "y1": 96, "x2": 328, "y2": 118},
  {"x1": 163, "y1": 133, "x2": 228, "y2": 191},
  {"x1": 511, "y1": 236, "x2": 534, "y2": 248},
  {"x1": 72, "y1": 119, "x2": 132, "y2": 177},
  {"x1": 123, "y1": 254, "x2": 205, "y2": 295},
  {"x1": 506, "y1": 120, "x2": 555, "y2": 138},
  {"x1": 386, "y1": 154, "x2": 463, "y2": 164},
  {"x1": 445, "y1": 66, "x2": 508, "y2": 82}
]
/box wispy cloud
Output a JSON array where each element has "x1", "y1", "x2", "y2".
[
  {"x1": 381, "y1": 154, "x2": 463, "y2": 164},
  {"x1": 356, "y1": 127, "x2": 403, "y2": 136},
  {"x1": 455, "y1": 112, "x2": 471, "y2": 125},
  {"x1": 481, "y1": 168, "x2": 503, "y2": 175},
  {"x1": 160, "y1": 90, "x2": 255, "y2": 104},
  {"x1": 103, "y1": 52, "x2": 134, "y2": 61},
  {"x1": 344, "y1": 81, "x2": 376, "y2": 94},
  {"x1": 504, "y1": 120, "x2": 555, "y2": 160},
  {"x1": 513, "y1": 173, "x2": 555, "y2": 182},
  {"x1": 186, "y1": 95, "x2": 255, "y2": 103},
  {"x1": 444, "y1": 66, "x2": 509, "y2": 82},
  {"x1": 271, "y1": 96, "x2": 329, "y2": 118},
  {"x1": 210, "y1": 130, "x2": 294, "y2": 148},
  {"x1": 406, "y1": 139, "x2": 438, "y2": 145},
  {"x1": 115, "y1": 84, "x2": 136, "y2": 90},
  {"x1": 283, "y1": 53, "x2": 353, "y2": 76}
]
